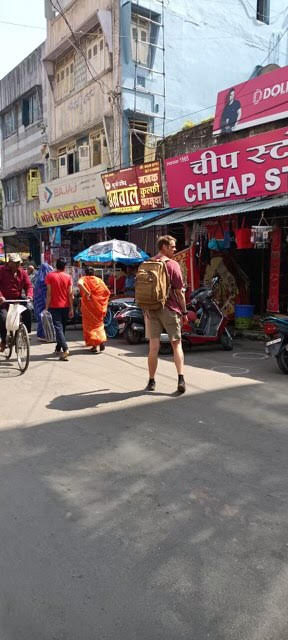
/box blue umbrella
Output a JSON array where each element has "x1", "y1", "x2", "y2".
[{"x1": 74, "y1": 239, "x2": 149, "y2": 264}]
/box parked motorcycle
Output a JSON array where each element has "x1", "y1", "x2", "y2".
[
  {"x1": 263, "y1": 315, "x2": 288, "y2": 373},
  {"x1": 105, "y1": 298, "x2": 136, "y2": 338},
  {"x1": 160, "y1": 276, "x2": 233, "y2": 354},
  {"x1": 114, "y1": 304, "x2": 145, "y2": 344}
]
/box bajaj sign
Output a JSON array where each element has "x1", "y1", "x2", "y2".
[{"x1": 213, "y1": 66, "x2": 288, "y2": 135}]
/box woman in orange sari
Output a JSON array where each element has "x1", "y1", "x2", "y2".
[{"x1": 78, "y1": 267, "x2": 110, "y2": 353}]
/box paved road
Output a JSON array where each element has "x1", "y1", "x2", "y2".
[{"x1": 0, "y1": 331, "x2": 288, "y2": 640}]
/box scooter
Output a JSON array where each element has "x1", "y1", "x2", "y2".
[
  {"x1": 114, "y1": 305, "x2": 145, "y2": 344},
  {"x1": 160, "y1": 276, "x2": 233, "y2": 354},
  {"x1": 263, "y1": 315, "x2": 288, "y2": 373}
]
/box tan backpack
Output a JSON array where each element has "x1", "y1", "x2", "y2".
[{"x1": 135, "y1": 259, "x2": 170, "y2": 311}]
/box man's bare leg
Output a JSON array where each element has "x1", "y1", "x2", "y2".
[
  {"x1": 148, "y1": 337, "x2": 160, "y2": 382},
  {"x1": 171, "y1": 339, "x2": 184, "y2": 374},
  {"x1": 171, "y1": 339, "x2": 186, "y2": 393}
]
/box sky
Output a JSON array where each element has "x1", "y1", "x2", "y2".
[{"x1": 0, "y1": 0, "x2": 46, "y2": 80}]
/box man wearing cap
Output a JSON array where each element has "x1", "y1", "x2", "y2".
[{"x1": 0, "y1": 254, "x2": 33, "y2": 351}]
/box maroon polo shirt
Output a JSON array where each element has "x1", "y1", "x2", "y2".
[{"x1": 0, "y1": 265, "x2": 33, "y2": 302}]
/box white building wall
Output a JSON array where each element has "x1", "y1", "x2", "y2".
[{"x1": 163, "y1": 0, "x2": 288, "y2": 136}]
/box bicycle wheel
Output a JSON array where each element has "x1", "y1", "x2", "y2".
[
  {"x1": 106, "y1": 318, "x2": 119, "y2": 338},
  {"x1": 4, "y1": 333, "x2": 13, "y2": 360},
  {"x1": 15, "y1": 324, "x2": 30, "y2": 373}
]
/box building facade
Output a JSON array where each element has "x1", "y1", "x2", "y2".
[
  {"x1": 120, "y1": 0, "x2": 288, "y2": 166},
  {"x1": 0, "y1": 44, "x2": 47, "y2": 259},
  {"x1": 1, "y1": 0, "x2": 287, "y2": 262}
]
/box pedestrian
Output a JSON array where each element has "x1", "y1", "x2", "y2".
[
  {"x1": 78, "y1": 267, "x2": 110, "y2": 353},
  {"x1": 124, "y1": 266, "x2": 136, "y2": 296},
  {"x1": 26, "y1": 264, "x2": 37, "y2": 286},
  {"x1": 45, "y1": 258, "x2": 74, "y2": 361},
  {"x1": 34, "y1": 262, "x2": 53, "y2": 340},
  {"x1": 142, "y1": 235, "x2": 188, "y2": 394},
  {"x1": 0, "y1": 254, "x2": 33, "y2": 351}
]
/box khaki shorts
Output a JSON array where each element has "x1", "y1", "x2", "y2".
[{"x1": 146, "y1": 307, "x2": 182, "y2": 342}]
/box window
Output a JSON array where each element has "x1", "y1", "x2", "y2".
[
  {"x1": 129, "y1": 120, "x2": 148, "y2": 164},
  {"x1": 58, "y1": 154, "x2": 67, "y2": 178},
  {"x1": 86, "y1": 33, "x2": 108, "y2": 77},
  {"x1": 22, "y1": 92, "x2": 40, "y2": 127},
  {"x1": 4, "y1": 177, "x2": 18, "y2": 204},
  {"x1": 55, "y1": 53, "x2": 75, "y2": 100},
  {"x1": 131, "y1": 15, "x2": 150, "y2": 66},
  {"x1": 78, "y1": 145, "x2": 90, "y2": 171},
  {"x1": 90, "y1": 128, "x2": 108, "y2": 166},
  {"x1": 257, "y1": 0, "x2": 270, "y2": 24},
  {"x1": 27, "y1": 169, "x2": 41, "y2": 200},
  {"x1": 3, "y1": 108, "x2": 16, "y2": 138}
]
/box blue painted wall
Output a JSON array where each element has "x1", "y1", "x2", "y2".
[{"x1": 120, "y1": 0, "x2": 288, "y2": 165}]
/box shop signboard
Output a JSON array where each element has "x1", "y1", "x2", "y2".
[
  {"x1": 213, "y1": 66, "x2": 288, "y2": 135},
  {"x1": 102, "y1": 167, "x2": 139, "y2": 213},
  {"x1": 101, "y1": 161, "x2": 163, "y2": 213},
  {"x1": 34, "y1": 201, "x2": 101, "y2": 227},
  {"x1": 38, "y1": 168, "x2": 106, "y2": 209},
  {"x1": 165, "y1": 126, "x2": 288, "y2": 209},
  {"x1": 136, "y1": 161, "x2": 163, "y2": 210}
]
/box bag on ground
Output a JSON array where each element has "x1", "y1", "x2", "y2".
[
  {"x1": 135, "y1": 261, "x2": 170, "y2": 311},
  {"x1": 41, "y1": 310, "x2": 56, "y2": 342},
  {"x1": 6, "y1": 304, "x2": 26, "y2": 334}
]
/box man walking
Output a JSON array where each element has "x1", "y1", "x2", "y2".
[
  {"x1": 45, "y1": 259, "x2": 73, "y2": 361},
  {"x1": 145, "y1": 235, "x2": 188, "y2": 394},
  {"x1": 0, "y1": 254, "x2": 33, "y2": 351}
]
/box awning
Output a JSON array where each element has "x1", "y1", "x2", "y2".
[
  {"x1": 142, "y1": 196, "x2": 288, "y2": 227},
  {"x1": 69, "y1": 209, "x2": 174, "y2": 232},
  {"x1": 141, "y1": 210, "x2": 187, "y2": 228}
]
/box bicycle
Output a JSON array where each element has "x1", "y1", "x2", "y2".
[{"x1": 2, "y1": 300, "x2": 30, "y2": 374}]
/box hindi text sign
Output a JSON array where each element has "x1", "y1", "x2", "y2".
[
  {"x1": 34, "y1": 201, "x2": 101, "y2": 227},
  {"x1": 136, "y1": 161, "x2": 163, "y2": 210},
  {"x1": 102, "y1": 161, "x2": 163, "y2": 213},
  {"x1": 165, "y1": 126, "x2": 288, "y2": 208}
]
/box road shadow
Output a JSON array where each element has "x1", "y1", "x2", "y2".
[
  {"x1": 1, "y1": 381, "x2": 288, "y2": 639},
  {"x1": 47, "y1": 388, "x2": 175, "y2": 411}
]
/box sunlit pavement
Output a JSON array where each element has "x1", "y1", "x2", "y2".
[{"x1": 0, "y1": 330, "x2": 288, "y2": 640}]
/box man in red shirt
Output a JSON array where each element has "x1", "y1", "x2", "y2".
[
  {"x1": 0, "y1": 254, "x2": 33, "y2": 351},
  {"x1": 146, "y1": 236, "x2": 188, "y2": 394},
  {"x1": 45, "y1": 258, "x2": 74, "y2": 361}
]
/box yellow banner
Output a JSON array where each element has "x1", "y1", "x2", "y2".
[{"x1": 34, "y1": 201, "x2": 101, "y2": 227}]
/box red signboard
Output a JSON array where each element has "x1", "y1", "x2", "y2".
[
  {"x1": 267, "y1": 227, "x2": 281, "y2": 313},
  {"x1": 165, "y1": 126, "x2": 288, "y2": 209},
  {"x1": 213, "y1": 66, "x2": 288, "y2": 135},
  {"x1": 136, "y1": 161, "x2": 163, "y2": 210},
  {"x1": 102, "y1": 161, "x2": 163, "y2": 213}
]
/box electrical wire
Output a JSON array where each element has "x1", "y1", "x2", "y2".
[
  {"x1": 0, "y1": 20, "x2": 45, "y2": 29},
  {"x1": 49, "y1": 0, "x2": 111, "y2": 95},
  {"x1": 46, "y1": 0, "x2": 288, "y2": 169},
  {"x1": 48, "y1": 0, "x2": 124, "y2": 170}
]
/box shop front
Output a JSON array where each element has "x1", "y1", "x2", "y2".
[{"x1": 146, "y1": 125, "x2": 288, "y2": 323}]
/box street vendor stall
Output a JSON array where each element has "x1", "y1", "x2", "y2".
[{"x1": 74, "y1": 239, "x2": 148, "y2": 295}]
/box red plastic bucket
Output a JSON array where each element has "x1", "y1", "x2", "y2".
[{"x1": 235, "y1": 228, "x2": 253, "y2": 249}]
